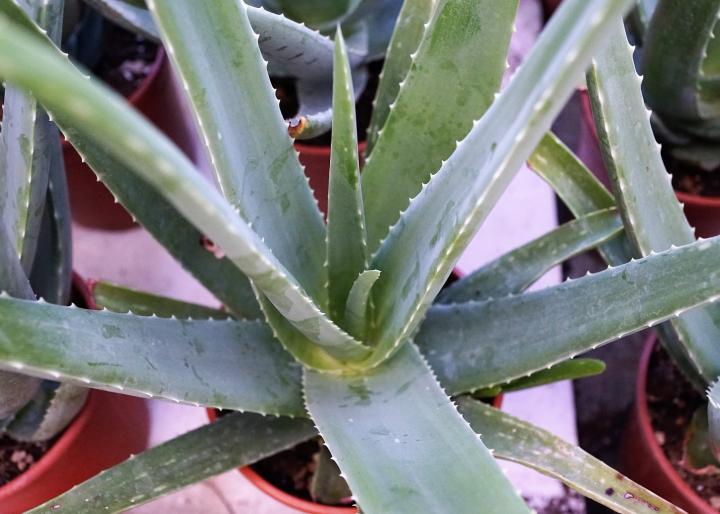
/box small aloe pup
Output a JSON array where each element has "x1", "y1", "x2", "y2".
[
  {"x1": 0, "y1": 0, "x2": 88, "y2": 450},
  {"x1": 0, "y1": 0, "x2": 719, "y2": 512}
]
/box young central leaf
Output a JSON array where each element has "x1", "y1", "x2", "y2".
[{"x1": 326, "y1": 28, "x2": 368, "y2": 325}]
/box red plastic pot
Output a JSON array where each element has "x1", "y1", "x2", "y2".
[
  {"x1": 621, "y1": 334, "x2": 714, "y2": 514},
  {"x1": 207, "y1": 396, "x2": 501, "y2": 513},
  {"x1": 0, "y1": 275, "x2": 151, "y2": 513},
  {"x1": 297, "y1": 142, "x2": 367, "y2": 218},
  {"x1": 66, "y1": 48, "x2": 196, "y2": 230}
]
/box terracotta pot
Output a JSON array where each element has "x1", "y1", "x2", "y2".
[
  {"x1": 0, "y1": 275, "x2": 150, "y2": 513},
  {"x1": 621, "y1": 334, "x2": 715, "y2": 514},
  {"x1": 207, "y1": 396, "x2": 501, "y2": 513},
  {"x1": 66, "y1": 48, "x2": 196, "y2": 230},
  {"x1": 296, "y1": 142, "x2": 367, "y2": 218}
]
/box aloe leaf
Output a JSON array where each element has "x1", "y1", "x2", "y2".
[
  {"x1": 365, "y1": 0, "x2": 437, "y2": 153},
  {"x1": 28, "y1": 133, "x2": 71, "y2": 306},
  {"x1": 418, "y1": 236, "x2": 720, "y2": 395},
  {"x1": 344, "y1": 269, "x2": 380, "y2": 340},
  {"x1": 588, "y1": 20, "x2": 720, "y2": 384},
  {"x1": 326, "y1": 29, "x2": 367, "y2": 323},
  {"x1": 0, "y1": 296, "x2": 305, "y2": 415},
  {"x1": 6, "y1": 381, "x2": 87, "y2": 442},
  {"x1": 82, "y1": 0, "x2": 158, "y2": 40},
  {"x1": 263, "y1": 0, "x2": 359, "y2": 29},
  {"x1": 643, "y1": 0, "x2": 720, "y2": 121},
  {"x1": 709, "y1": 379, "x2": 720, "y2": 461},
  {"x1": 310, "y1": 445, "x2": 352, "y2": 506},
  {"x1": 147, "y1": 0, "x2": 327, "y2": 306},
  {"x1": 341, "y1": 0, "x2": 404, "y2": 60},
  {"x1": 473, "y1": 359, "x2": 606, "y2": 397},
  {"x1": 304, "y1": 343, "x2": 529, "y2": 514},
  {"x1": 0, "y1": 0, "x2": 63, "y2": 272},
  {"x1": 438, "y1": 208, "x2": 623, "y2": 304},
  {"x1": 367, "y1": 0, "x2": 635, "y2": 368},
  {"x1": 361, "y1": 0, "x2": 517, "y2": 252},
  {"x1": 528, "y1": 133, "x2": 630, "y2": 266},
  {"x1": 28, "y1": 411, "x2": 316, "y2": 514},
  {"x1": 91, "y1": 281, "x2": 229, "y2": 320},
  {"x1": 681, "y1": 406, "x2": 720, "y2": 473},
  {"x1": 458, "y1": 398, "x2": 687, "y2": 514},
  {"x1": 0, "y1": 10, "x2": 368, "y2": 363}
]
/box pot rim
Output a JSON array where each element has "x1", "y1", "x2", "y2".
[
  {"x1": 635, "y1": 333, "x2": 715, "y2": 513},
  {"x1": 0, "y1": 391, "x2": 100, "y2": 501}
]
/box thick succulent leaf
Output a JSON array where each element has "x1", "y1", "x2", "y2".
[
  {"x1": 0, "y1": 0, "x2": 62, "y2": 272},
  {"x1": 528, "y1": 133, "x2": 630, "y2": 266},
  {"x1": 344, "y1": 269, "x2": 380, "y2": 340},
  {"x1": 0, "y1": 205, "x2": 33, "y2": 301},
  {"x1": 147, "y1": 0, "x2": 327, "y2": 306},
  {"x1": 262, "y1": 0, "x2": 359, "y2": 29},
  {"x1": 418, "y1": 237, "x2": 720, "y2": 395},
  {"x1": 6, "y1": 381, "x2": 87, "y2": 442},
  {"x1": 473, "y1": 359, "x2": 606, "y2": 398},
  {"x1": 0, "y1": 11, "x2": 368, "y2": 362},
  {"x1": 438, "y1": 208, "x2": 623, "y2": 304},
  {"x1": 91, "y1": 281, "x2": 228, "y2": 319},
  {"x1": 628, "y1": 0, "x2": 657, "y2": 42},
  {"x1": 327, "y1": 29, "x2": 367, "y2": 322},
  {"x1": 709, "y1": 379, "x2": 720, "y2": 461},
  {"x1": 82, "y1": 0, "x2": 158, "y2": 40},
  {"x1": 361, "y1": 0, "x2": 517, "y2": 252},
  {"x1": 341, "y1": 0, "x2": 404, "y2": 60},
  {"x1": 0, "y1": 297, "x2": 305, "y2": 416},
  {"x1": 82, "y1": 1, "x2": 366, "y2": 78},
  {"x1": 642, "y1": 0, "x2": 720, "y2": 121},
  {"x1": 458, "y1": 398, "x2": 688, "y2": 514},
  {"x1": 310, "y1": 446, "x2": 352, "y2": 506},
  {"x1": 366, "y1": 0, "x2": 437, "y2": 153},
  {"x1": 304, "y1": 343, "x2": 530, "y2": 514},
  {"x1": 367, "y1": 0, "x2": 635, "y2": 368},
  {"x1": 588, "y1": 21, "x2": 720, "y2": 384},
  {"x1": 28, "y1": 411, "x2": 316, "y2": 514}
]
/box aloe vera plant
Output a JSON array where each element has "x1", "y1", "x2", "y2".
[{"x1": 1, "y1": 0, "x2": 718, "y2": 512}]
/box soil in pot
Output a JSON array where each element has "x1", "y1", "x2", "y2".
[
  {"x1": 0, "y1": 438, "x2": 50, "y2": 487},
  {"x1": 664, "y1": 149, "x2": 720, "y2": 198},
  {"x1": 646, "y1": 343, "x2": 720, "y2": 509}
]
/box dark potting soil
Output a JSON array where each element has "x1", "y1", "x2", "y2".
[
  {"x1": 93, "y1": 22, "x2": 159, "y2": 98},
  {"x1": 272, "y1": 59, "x2": 383, "y2": 147},
  {"x1": 646, "y1": 344, "x2": 720, "y2": 510},
  {"x1": 526, "y1": 486, "x2": 585, "y2": 514},
  {"x1": 665, "y1": 151, "x2": 720, "y2": 197},
  {"x1": 0, "y1": 436, "x2": 50, "y2": 486}
]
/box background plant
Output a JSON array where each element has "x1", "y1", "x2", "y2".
[{"x1": 0, "y1": 0, "x2": 716, "y2": 512}]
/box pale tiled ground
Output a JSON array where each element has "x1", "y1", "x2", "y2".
[{"x1": 69, "y1": 1, "x2": 583, "y2": 511}]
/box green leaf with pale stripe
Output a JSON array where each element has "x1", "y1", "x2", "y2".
[
  {"x1": 709, "y1": 379, "x2": 720, "y2": 461},
  {"x1": 82, "y1": 0, "x2": 158, "y2": 40},
  {"x1": 588, "y1": 20, "x2": 720, "y2": 384},
  {"x1": 0, "y1": 296, "x2": 304, "y2": 415},
  {"x1": 304, "y1": 343, "x2": 530, "y2": 514},
  {"x1": 418, "y1": 236, "x2": 720, "y2": 395},
  {"x1": 643, "y1": 0, "x2": 720, "y2": 121},
  {"x1": 28, "y1": 411, "x2": 316, "y2": 514},
  {"x1": 28, "y1": 133, "x2": 72, "y2": 306},
  {"x1": 0, "y1": 10, "x2": 368, "y2": 364},
  {"x1": 91, "y1": 281, "x2": 228, "y2": 320},
  {"x1": 438, "y1": 208, "x2": 623, "y2": 304},
  {"x1": 472, "y1": 359, "x2": 606, "y2": 397},
  {"x1": 327, "y1": 28, "x2": 367, "y2": 323},
  {"x1": 344, "y1": 269, "x2": 380, "y2": 340},
  {"x1": 528, "y1": 133, "x2": 630, "y2": 266},
  {"x1": 366, "y1": 0, "x2": 437, "y2": 153},
  {"x1": 147, "y1": 0, "x2": 327, "y2": 305},
  {"x1": 361, "y1": 0, "x2": 517, "y2": 252},
  {"x1": 263, "y1": 0, "x2": 359, "y2": 29},
  {"x1": 458, "y1": 398, "x2": 687, "y2": 514},
  {"x1": 366, "y1": 0, "x2": 635, "y2": 368},
  {"x1": 0, "y1": 0, "x2": 63, "y2": 272}
]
